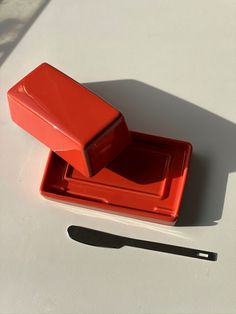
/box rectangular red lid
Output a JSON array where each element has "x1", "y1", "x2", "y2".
[{"x1": 7, "y1": 63, "x2": 131, "y2": 176}]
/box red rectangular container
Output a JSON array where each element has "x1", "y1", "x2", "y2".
[
  {"x1": 40, "y1": 131, "x2": 192, "y2": 224},
  {"x1": 7, "y1": 63, "x2": 131, "y2": 177},
  {"x1": 7, "y1": 63, "x2": 192, "y2": 224}
]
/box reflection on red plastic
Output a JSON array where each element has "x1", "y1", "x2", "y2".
[{"x1": 40, "y1": 132, "x2": 192, "y2": 224}]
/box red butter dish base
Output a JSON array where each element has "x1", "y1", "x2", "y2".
[{"x1": 40, "y1": 132, "x2": 192, "y2": 224}]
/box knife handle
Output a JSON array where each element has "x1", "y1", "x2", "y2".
[{"x1": 125, "y1": 238, "x2": 217, "y2": 261}]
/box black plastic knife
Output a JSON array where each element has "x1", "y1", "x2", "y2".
[{"x1": 67, "y1": 225, "x2": 217, "y2": 261}]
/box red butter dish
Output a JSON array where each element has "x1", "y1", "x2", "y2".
[
  {"x1": 8, "y1": 63, "x2": 192, "y2": 224},
  {"x1": 41, "y1": 132, "x2": 192, "y2": 224},
  {"x1": 7, "y1": 63, "x2": 130, "y2": 177}
]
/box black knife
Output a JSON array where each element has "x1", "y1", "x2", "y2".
[{"x1": 67, "y1": 225, "x2": 217, "y2": 261}]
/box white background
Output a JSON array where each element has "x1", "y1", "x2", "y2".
[{"x1": 0, "y1": 0, "x2": 236, "y2": 313}]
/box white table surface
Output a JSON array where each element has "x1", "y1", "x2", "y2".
[{"x1": 1, "y1": 0, "x2": 236, "y2": 313}]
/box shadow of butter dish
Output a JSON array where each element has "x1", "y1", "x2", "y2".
[{"x1": 67, "y1": 226, "x2": 218, "y2": 262}]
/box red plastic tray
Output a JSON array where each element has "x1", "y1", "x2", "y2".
[{"x1": 40, "y1": 131, "x2": 192, "y2": 224}]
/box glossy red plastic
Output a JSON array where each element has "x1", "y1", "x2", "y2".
[
  {"x1": 40, "y1": 131, "x2": 192, "y2": 224},
  {"x1": 7, "y1": 63, "x2": 131, "y2": 177}
]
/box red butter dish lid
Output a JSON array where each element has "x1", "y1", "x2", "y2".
[{"x1": 7, "y1": 63, "x2": 131, "y2": 177}]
